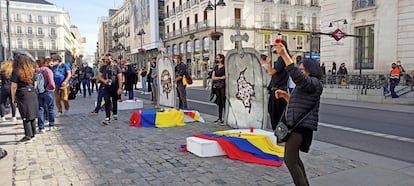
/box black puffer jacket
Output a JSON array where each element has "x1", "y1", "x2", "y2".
[{"x1": 285, "y1": 64, "x2": 323, "y2": 131}]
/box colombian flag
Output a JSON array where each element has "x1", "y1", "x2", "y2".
[{"x1": 193, "y1": 132, "x2": 284, "y2": 167}]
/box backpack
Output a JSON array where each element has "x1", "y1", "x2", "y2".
[{"x1": 34, "y1": 72, "x2": 46, "y2": 94}]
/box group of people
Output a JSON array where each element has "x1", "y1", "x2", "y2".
[{"x1": 0, "y1": 51, "x2": 71, "y2": 143}]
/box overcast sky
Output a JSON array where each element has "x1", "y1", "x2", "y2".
[{"x1": 47, "y1": 0, "x2": 124, "y2": 56}]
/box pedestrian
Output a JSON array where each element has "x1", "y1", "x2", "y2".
[
  {"x1": 212, "y1": 54, "x2": 225, "y2": 125},
  {"x1": 389, "y1": 62, "x2": 400, "y2": 98},
  {"x1": 81, "y1": 63, "x2": 93, "y2": 97},
  {"x1": 266, "y1": 39, "x2": 289, "y2": 130},
  {"x1": 73, "y1": 65, "x2": 82, "y2": 95},
  {"x1": 35, "y1": 58, "x2": 56, "y2": 133},
  {"x1": 274, "y1": 42, "x2": 323, "y2": 186},
  {"x1": 260, "y1": 54, "x2": 271, "y2": 86},
  {"x1": 0, "y1": 61, "x2": 17, "y2": 122},
  {"x1": 124, "y1": 64, "x2": 137, "y2": 100},
  {"x1": 91, "y1": 64, "x2": 98, "y2": 93},
  {"x1": 337, "y1": 63, "x2": 348, "y2": 86},
  {"x1": 140, "y1": 67, "x2": 147, "y2": 94},
  {"x1": 150, "y1": 57, "x2": 158, "y2": 105},
  {"x1": 99, "y1": 53, "x2": 122, "y2": 125},
  {"x1": 51, "y1": 54, "x2": 71, "y2": 117},
  {"x1": 174, "y1": 55, "x2": 188, "y2": 109},
  {"x1": 90, "y1": 59, "x2": 106, "y2": 115},
  {"x1": 10, "y1": 50, "x2": 39, "y2": 143}
]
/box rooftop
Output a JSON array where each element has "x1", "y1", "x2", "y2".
[{"x1": 10, "y1": 0, "x2": 53, "y2": 5}]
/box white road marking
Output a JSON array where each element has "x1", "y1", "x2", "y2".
[
  {"x1": 319, "y1": 122, "x2": 414, "y2": 144},
  {"x1": 187, "y1": 99, "x2": 217, "y2": 106}
]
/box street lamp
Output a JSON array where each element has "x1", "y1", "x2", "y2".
[
  {"x1": 328, "y1": 19, "x2": 347, "y2": 28},
  {"x1": 205, "y1": 0, "x2": 226, "y2": 64},
  {"x1": 137, "y1": 28, "x2": 146, "y2": 49}
]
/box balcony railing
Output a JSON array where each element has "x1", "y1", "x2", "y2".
[
  {"x1": 175, "y1": 6, "x2": 181, "y2": 13},
  {"x1": 279, "y1": 0, "x2": 290, "y2": 4},
  {"x1": 352, "y1": 0, "x2": 375, "y2": 11},
  {"x1": 191, "y1": 0, "x2": 200, "y2": 6},
  {"x1": 280, "y1": 21, "x2": 289, "y2": 29}
]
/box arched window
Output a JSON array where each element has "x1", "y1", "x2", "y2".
[
  {"x1": 179, "y1": 42, "x2": 184, "y2": 54},
  {"x1": 51, "y1": 40, "x2": 56, "y2": 50},
  {"x1": 167, "y1": 46, "x2": 171, "y2": 56},
  {"x1": 17, "y1": 38, "x2": 23, "y2": 48},
  {"x1": 173, "y1": 44, "x2": 178, "y2": 55},
  {"x1": 186, "y1": 40, "x2": 192, "y2": 53},
  {"x1": 194, "y1": 39, "x2": 200, "y2": 52},
  {"x1": 38, "y1": 39, "x2": 44, "y2": 49},
  {"x1": 28, "y1": 39, "x2": 33, "y2": 49},
  {"x1": 203, "y1": 37, "x2": 209, "y2": 51}
]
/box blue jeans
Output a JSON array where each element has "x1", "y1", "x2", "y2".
[
  {"x1": 390, "y1": 81, "x2": 399, "y2": 98},
  {"x1": 141, "y1": 76, "x2": 147, "y2": 92},
  {"x1": 82, "y1": 79, "x2": 91, "y2": 97},
  {"x1": 94, "y1": 85, "x2": 104, "y2": 112},
  {"x1": 128, "y1": 89, "x2": 134, "y2": 100},
  {"x1": 38, "y1": 91, "x2": 55, "y2": 129}
]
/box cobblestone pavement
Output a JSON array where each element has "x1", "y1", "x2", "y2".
[{"x1": 0, "y1": 93, "x2": 380, "y2": 186}]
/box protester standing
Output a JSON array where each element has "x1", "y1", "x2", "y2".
[
  {"x1": 212, "y1": 54, "x2": 226, "y2": 124},
  {"x1": 124, "y1": 64, "x2": 137, "y2": 100},
  {"x1": 150, "y1": 57, "x2": 158, "y2": 105},
  {"x1": 51, "y1": 55, "x2": 71, "y2": 117},
  {"x1": 174, "y1": 55, "x2": 188, "y2": 109},
  {"x1": 0, "y1": 61, "x2": 17, "y2": 122},
  {"x1": 90, "y1": 59, "x2": 105, "y2": 115},
  {"x1": 274, "y1": 43, "x2": 323, "y2": 186},
  {"x1": 10, "y1": 50, "x2": 39, "y2": 143},
  {"x1": 140, "y1": 67, "x2": 147, "y2": 94},
  {"x1": 36, "y1": 58, "x2": 56, "y2": 132},
  {"x1": 81, "y1": 63, "x2": 93, "y2": 97},
  {"x1": 99, "y1": 54, "x2": 122, "y2": 125}
]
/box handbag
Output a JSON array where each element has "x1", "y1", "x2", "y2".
[
  {"x1": 185, "y1": 75, "x2": 193, "y2": 85},
  {"x1": 212, "y1": 80, "x2": 224, "y2": 89},
  {"x1": 274, "y1": 104, "x2": 318, "y2": 143}
]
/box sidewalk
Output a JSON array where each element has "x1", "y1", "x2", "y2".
[{"x1": 0, "y1": 91, "x2": 413, "y2": 185}]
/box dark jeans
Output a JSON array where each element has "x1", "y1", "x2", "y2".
[
  {"x1": 23, "y1": 119, "x2": 36, "y2": 138},
  {"x1": 284, "y1": 132, "x2": 310, "y2": 186},
  {"x1": 91, "y1": 79, "x2": 98, "y2": 93},
  {"x1": 0, "y1": 86, "x2": 16, "y2": 117},
  {"x1": 176, "y1": 84, "x2": 187, "y2": 109},
  {"x1": 103, "y1": 89, "x2": 118, "y2": 119},
  {"x1": 82, "y1": 79, "x2": 91, "y2": 97},
  {"x1": 390, "y1": 81, "x2": 399, "y2": 98},
  {"x1": 268, "y1": 90, "x2": 287, "y2": 130},
  {"x1": 128, "y1": 89, "x2": 134, "y2": 100},
  {"x1": 38, "y1": 91, "x2": 55, "y2": 129},
  {"x1": 214, "y1": 87, "x2": 225, "y2": 119},
  {"x1": 94, "y1": 86, "x2": 104, "y2": 112}
]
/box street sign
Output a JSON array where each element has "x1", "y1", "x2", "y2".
[
  {"x1": 304, "y1": 53, "x2": 320, "y2": 61},
  {"x1": 332, "y1": 29, "x2": 346, "y2": 41}
]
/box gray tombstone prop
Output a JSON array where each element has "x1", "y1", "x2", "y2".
[
  {"x1": 157, "y1": 52, "x2": 175, "y2": 108},
  {"x1": 224, "y1": 23, "x2": 268, "y2": 129}
]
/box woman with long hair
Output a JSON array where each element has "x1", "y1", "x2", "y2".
[
  {"x1": 212, "y1": 54, "x2": 226, "y2": 125},
  {"x1": 0, "y1": 61, "x2": 17, "y2": 121},
  {"x1": 11, "y1": 51, "x2": 39, "y2": 143},
  {"x1": 274, "y1": 44, "x2": 323, "y2": 186}
]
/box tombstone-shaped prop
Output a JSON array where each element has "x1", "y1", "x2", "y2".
[
  {"x1": 224, "y1": 23, "x2": 268, "y2": 129},
  {"x1": 157, "y1": 54, "x2": 175, "y2": 108}
]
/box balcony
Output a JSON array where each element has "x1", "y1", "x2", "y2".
[
  {"x1": 49, "y1": 21, "x2": 56, "y2": 25},
  {"x1": 352, "y1": 0, "x2": 375, "y2": 11},
  {"x1": 49, "y1": 33, "x2": 57, "y2": 38},
  {"x1": 279, "y1": 0, "x2": 289, "y2": 5},
  {"x1": 255, "y1": 21, "x2": 275, "y2": 29},
  {"x1": 191, "y1": 0, "x2": 200, "y2": 6},
  {"x1": 296, "y1": 23, "x2": 304, "y2": 30},
  {"x1": 169, "y1": 11, "x2": 175, "y2": 17},
  {"x1": 229, "y1": 19, "x2": 246, "y2": 28},
  {"x1": 182, "y1": 2, "x2": 190, "y2": 10},
  {"x1": 175, "y1": 6, "x2": 181, "y2": 13},
  {"x1": 280, "y1": 21, "x2": 289, "y2": 29}
]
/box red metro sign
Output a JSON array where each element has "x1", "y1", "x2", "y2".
[{"x1": 332, "y1": 29, "x2": 346, "y2": 41}]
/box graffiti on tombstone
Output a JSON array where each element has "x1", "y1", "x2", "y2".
[
  {"x1": 225, "y1": 22, "x2": 268, "y2": 129},
  {"x1": 157, "y1": 53, "x2": 175, "y2": 108}
]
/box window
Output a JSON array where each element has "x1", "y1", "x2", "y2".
[
  {"x1": 28, "y1": 15, "x2": 33, "y2": 23},
  {"x1": 28, "y1": 39, "x2": 33, "y2": 49},
  {"x1": 186, "y1": 41, "x2": 192, "y2": 53},
  {"x1": 167, "y1": 46, "x2": 172, "y2": 56},
  {"x1": 50, "y1": 16, "x2": 56, "y2": 23},
  {"x1": 17, "y1": 38, "x2": 23, "y2": 48},
  {"x1": 38, "y1": 16, "x2": 43, "y2": 23},
  {"x1": 50, "y1": 28, "x2": 56, "y2": 35},
  {"x1": 355, "y1": 25, "x2": 374, "y2": 69},
  {"x1": 280, "y1": 0, "x2": 290, "y2": 4},
  {"x1": 16, "y1": 26, "x2": 22, "y2": 34},
  {"x1": 179, "y1": 43, "x2": 184, "y2": 54},
  {"x1": 296, "y1": 0, "x2": 304, "y2": 6},
  {"x1": 51, "y1": 40, "x2": 56, "y2": 50},
  {"x1": 173, "y1": 44, "x2": 178, "y2": 55},
  {"x1": 194, "y1": 39, "x2": 200, "y2": 52},
  {"x1": 38, "y1": 39, "x2": 44, "y2": 49},
  {"x1": 38, "y1": 27, "x2": 43, "y2": 35},
  {"x1": 194, "y1": 14, "x2": 198, "y2": 24},
  {"x1": 16, "y1": 14, "x2": 21, "y2": 21},
  {"x1": 296, "y1": 35, "x2": 303, "y2": 50},
  {"x1": 203, "y1": 37, "x2": 209, "y2": 51},
  {"x1": 352, "y1": 0, "x2": 375, "y2": 10},
  {"x1": 27, "y1": 27, "x2": 33, "y2": 34},
  {"x1": 264, "y1": 34, "x2": 271, "y2": 48}
]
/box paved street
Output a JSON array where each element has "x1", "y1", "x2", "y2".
[{"x1": 0, "y1": 89, "x2": 414, "y2": 185}]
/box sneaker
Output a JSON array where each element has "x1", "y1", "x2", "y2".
[
  {"x1": 38, "y1": 129, "x2": 46, "y2": 134},
  {"x1": 11, "y1": 117, "x2": 17, "y2": 122},
  {"x1": 56, "y1": 112, "x2": 62, "y2": 118},
  {"x1": 113, "y1": 115, "x2": 118, "y2": 120},
  {"x1": 102, "y1": 118, "x2": 110, "y2": 125},
  {"x1": 31, "y1": 136, "x2": 36, "y2": 141},
  {"x1": 214, "y1": 119, "x2": 220, "y2": 123},
  {"x1": 49, "y1": 126, "x2": 57, "y2": 131},
  {"x1": 19, "y1": 136, "x2": 32, "y2": 143},
  {"x1": 89, "y1": 111, "x2": 98, "y2": 116},
  {"x1": 64, "y1": 110, "x2": 69, "y2": 115},
  {"x1": 219, "y1": 119, "x2": 225, "y2": 126},
  {"x1": 1, "y1": 117, "x2": 6, "y2": 121}
]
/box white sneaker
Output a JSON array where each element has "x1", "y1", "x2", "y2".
[
  {"x1": 49, "y1": 126, "x2": 57, "y2": 131},
  {"x1": 11, "y1": 117, "x2": 17, "y2": 122},
  {"x1": 102, "y1": 118, "x2": 110, "y2": 125},
  {"x1": 1, "y1": 117, "x2": 6, "y2": 121},
  {"x1": 56, "y1": 112, "x2": 62, "y2": 118},
  {"x1": 113, "y1": 115, "x2": 118, "y2": 120},
  {"x1": 38, "y1": 129, "x2": 46, "y2": 134},
  {"x1": 64, "y1": 110, "x2": 69, "y2": 115}
]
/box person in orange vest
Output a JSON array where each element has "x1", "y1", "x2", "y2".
[{"x1": 389, "y1": 63, "x2": 401, "y2": 98}]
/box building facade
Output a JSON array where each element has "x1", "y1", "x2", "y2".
[
  {"x1": 163, "y1": 0, "x2": 321, "y2": 79},
  {"x1": 320, "y1": 0, "x2": 414, "y2": 74},
  {"x1": 0, "y1": 0, "x2": 83, "y2": 62},
  {"x1": 97, "y1": 17, "x2": 112, "y2": 60}
]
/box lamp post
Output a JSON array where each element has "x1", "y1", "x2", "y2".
[
  {"x1": 6, "y1": 0, "x2": 11, "y2": 59},
  {"x1": 137, "y1": 28, "x2": 145, "y2": 66},
  {"x1": 205, "y1": 0, "x2": 226, "y2": 64}
]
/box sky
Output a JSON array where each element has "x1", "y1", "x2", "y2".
[{"x1": 47, "y1": 0, "x2": 124, "y2": 56}]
